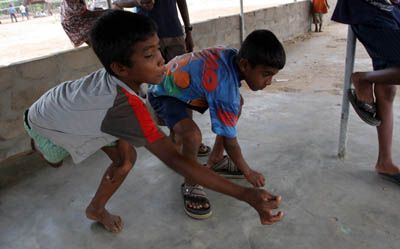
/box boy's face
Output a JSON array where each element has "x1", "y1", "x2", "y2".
[
  {"x1": 115, "y1": 33, "x2": 166, "y2": 86},
  {"x1": 240, "y1": 60, "x2": 279, "y2": 91}
]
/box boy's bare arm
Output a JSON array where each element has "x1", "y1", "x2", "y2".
[
  {"x1": 176, "y1": 0, "x2": 193, "y2": 52},
  {"x1": 145, "y1": 136, "x2": 283, "y2": 224},
  {"x1": 222, "y1": 136, "x2": 266, "y2": 187}
]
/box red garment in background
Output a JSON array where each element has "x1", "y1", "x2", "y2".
[
  {"x1": 312, "y1": 0, "x2": 328, "y2": 14},
  {"x1": 61, "y1": 0, "x2": 105, "y2": 47}
]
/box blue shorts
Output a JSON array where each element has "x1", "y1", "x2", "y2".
[
  {"x1": 352, "y1": 15, "x2": 400, "y2": 70},
  {"x1": 148, "y1": 93, "x2": 206, "y2": 129}
]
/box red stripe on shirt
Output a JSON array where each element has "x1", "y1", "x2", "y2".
[
  {"x1": 217, "y1": 109, "x2": 238, "y2": 127},
  {"x1": 121, "y1": 88, "x2": 164, "y2": 144}
]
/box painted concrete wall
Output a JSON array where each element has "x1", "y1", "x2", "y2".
[{"x1": 0, "y1": 0, "x2": 331, "y2": 162}]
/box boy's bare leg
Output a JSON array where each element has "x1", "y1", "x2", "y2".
[
  {"x1": 173, "y1": 118, "x2": 210, "y2": 210},
  {"x1": 374, "y1": 85, "x2": 400, "y2": 175},
  {"x1": 352, "y1": 67, "x2": 400, "y2": 104},
  {"x1": 86, "y1": 140, "x2": 136, "y2": 233},
  {"x1": 206, "y1": 135, "x2": 225, "y2": 167},
  {"x1": 170, "y1": 109, "x2": 210, "y2": 156},
  {"x1": 207, "y1": 94, "x2": 243, "y2": 167},
  {"x1": 169, "y1": 129, "x2": 182, "y2": 152}
]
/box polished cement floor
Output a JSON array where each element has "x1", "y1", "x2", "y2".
[{"x1": 1, "y1": 24, "x2": 399, "y2": 249}]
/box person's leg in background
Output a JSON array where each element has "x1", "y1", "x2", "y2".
[
  {"x1": 312, "y1": 13, "x2": 319, "y2": 32},
  {"x1": 318, "y1": 13, "x2": 324, "y2": 32},
  {"x1": 350, "y1": 21, "x2": 400, "y2": 182},
  {"x1": 374, "y1": 84, "x2": 400, "y2": 175}
]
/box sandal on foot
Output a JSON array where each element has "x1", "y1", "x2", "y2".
[
  {"x1": 348, "y1": 89, "x2": 381, "y2": 126},
  {"x1": 211, "y1": 155, "x2": 244, "y2": 179},
  {"x1": 197, "y1": 143, "x2": 211, "y2": 157},
  {"x1": 379, "y1": 172, "x2": 400, "y2": 186},
  {"x1": 181, "y1": 183, "x2": 212, "y2": 219}
]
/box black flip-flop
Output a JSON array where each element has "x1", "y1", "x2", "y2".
[
  {"x1": 197, "y1": 144, "x2": 211, "y2": 157},
  {"x1": 379, "y1": 172, "x2": 400, "y2": 186},
  {"x1": 348, "y1": 89, "x2": 381, "y2": 126}
]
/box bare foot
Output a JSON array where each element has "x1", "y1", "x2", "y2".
[
  {"x1": 376, "y1": 161, "x2": 400, "y2": 175},
  {"x1": 86, "y1": 205, "x2": 123, "y2": 233},
  {"x1": 351, "y1": 72, "x2": 374, "y2": 104},
  {"x1": 246, "y1": 188, "x2": 283, "y2": 225}
]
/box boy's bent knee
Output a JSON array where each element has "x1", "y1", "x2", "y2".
[
  {"x1": 117, "y1": 140, "x2": 137, "y2": 165},
  {"x1": 107, "y1": 161, "x2": 134, "y2": 182},
  {"x1": 375, "y1": 85, "x2": 396, "y2": 102},
  {"x1": 119, "y1": 161, "x2": 134, "y2": 175},
  {"x1": 173, "y1": 119, "x2": 201, "y2": 136}
]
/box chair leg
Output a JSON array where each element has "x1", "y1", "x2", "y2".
[{"x1": 338, "y1": 26, "x2": 357, "y2": 158}]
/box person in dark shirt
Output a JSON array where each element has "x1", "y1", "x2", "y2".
[
  {"x1": 332, "y1": 0, "x2": 400, "y2": 184},
  {"x1": 8, "y1": 4, "x2": 18, "y2": 23},
  {"x1": 112, "y1": 0, "x2": 193, "y2": 61}
]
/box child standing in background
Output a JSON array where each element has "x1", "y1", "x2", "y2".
[{"x1": 312, "y1": 0, "x2": 330, "y2": 32}]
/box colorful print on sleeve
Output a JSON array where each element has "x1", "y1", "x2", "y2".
[{"x1": 149, "y1": 47, "x2": 242, "y2": 138}]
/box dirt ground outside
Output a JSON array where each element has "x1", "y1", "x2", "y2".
[{"x1": 0, "y1": 0, "x2": 299, "y2": 66}]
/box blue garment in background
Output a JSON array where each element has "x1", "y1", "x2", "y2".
[
  {"x1": 8, "y1": 6, "x2": 16, "y2": 14},
  {"x1": 332, "y1": 0, "x2": 400, "y2": 24},
  {"x1": 137, "y1": 0, "x2": 183, "y2": 38}
]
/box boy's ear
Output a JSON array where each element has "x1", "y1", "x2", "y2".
[
  {"x1": 110, "y1": 62, "x2": 129, "y2": 78},
  {"x1": 238, "y1": 58, "x2": 249, "y2": 74}
]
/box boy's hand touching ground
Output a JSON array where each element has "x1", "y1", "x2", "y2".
[
  {"x1": 246, "y1": 188, "x2": 283, "y2": 225},
  {"x1": 244, "y1": 169, "x2": 265, "y2": 187}
]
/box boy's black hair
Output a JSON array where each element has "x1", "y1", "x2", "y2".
[
  {"x1": 238, "y1": 30, "x2": 286, "y2": 69},
  {"x1": 90, "y1": 10, "x2": 158, "y2": 76}
]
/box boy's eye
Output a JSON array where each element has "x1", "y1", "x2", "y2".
[{"x1": 144, "y1": 54, "x2": 153, "y2": 58}]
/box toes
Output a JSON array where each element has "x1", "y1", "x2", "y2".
[
  {"x1": 186, "y1": 200, "x2": 209, "y2": 210},
  {"x1": 106, "y1": 216, "x2": 123, "y2": 233},
  {"x1": 114, "y1": 216, "x2": 123, "y2": 232}
]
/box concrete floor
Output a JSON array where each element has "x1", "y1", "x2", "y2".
[{"x1": 1, "y1": 24, "x2": 400, "y2": 249}]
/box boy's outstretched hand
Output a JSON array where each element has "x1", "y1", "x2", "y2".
[
  {"x1": 244, "y1": 169, "x2": 265, "y2": 187},
  {"x1": 246, "y1": 188, "x2": 283, "y2": 225}
]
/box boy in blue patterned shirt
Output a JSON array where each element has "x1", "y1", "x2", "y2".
[{"x1": 148, "y1": 30, "x2": 286, "y2": 219}]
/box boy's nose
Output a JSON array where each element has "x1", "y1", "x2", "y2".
[
  {"x1": 158, "y1": 55, "x2": 165, "y2": 67},
  {"x1": 266, "y1": 77, "x2": 273, "y2": 86}
]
